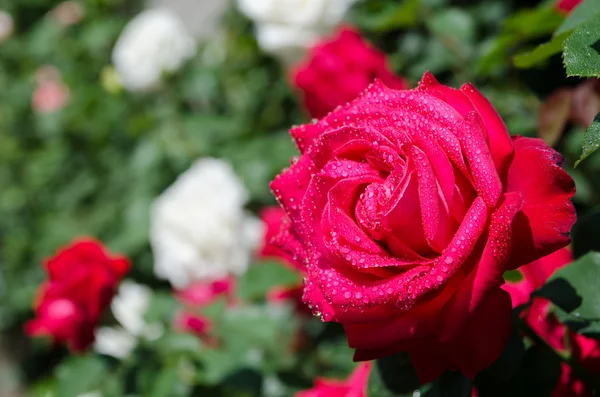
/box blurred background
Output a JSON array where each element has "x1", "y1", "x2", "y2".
[{"x1": 0, "y1": 0, "x2": 598, "y2": 396}]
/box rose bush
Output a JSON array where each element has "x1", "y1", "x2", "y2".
[
  {"x1": 25, "y1": 239, "x2": 129, "y2": 352},
  {"x1": 293, "y1": 28, "x2": 407, "y2": 119},
  {"x1": 271, "y1": 72, "x2": 576, "y2": 381},
  {"x1": 504, "y1": 249, "x2": 600, "y2": 397}
]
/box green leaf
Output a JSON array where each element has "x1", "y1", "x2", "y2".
[
  {"x1": 427, "y1": 8, "x2": 476, "y2": 44},
  {"x1": 148, "y1": 366, "x2": 189, "y2": 397},
  {"x1": 537, "y1": 252, "x2": 600, "y2": 321},
  {"x1": 563, "y1": 13, "x2": 600, "y2": 78},
  {"x1": 556, "y1": 0, "x2": 600, "y2": 36},
  {"x1": 55, "y1": 356, "x2": 107, "y2": 397},
  {"x1": 237, "y1": 261, "x2": 301, "y2": 302},
  {"x1": 575, "y1": 113, "x2": 600, "y2": 167},
  {"x1": 504, "y1": 7, "x2": 565, "y2": 38},
  {"x1": 352, "y1": 0, "x2": 420, "y2": 33},
  {"x1": 513, "y1": 30, "x2": 572, "y2": 68}
]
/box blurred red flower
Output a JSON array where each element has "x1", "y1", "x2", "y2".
[
  {"x1": 25, "y1": 238, "x2": 129, "y2": 352},
  {"x1": 556, "y1": 0, "x2": 582, "y2": 13},
  {"x1": 293, "y1": 27, "x2": 407, "y2": 119}
]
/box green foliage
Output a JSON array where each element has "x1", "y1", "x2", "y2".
[
  {"x1": 513, "y1": 30, "x2": 571, "y2": 68},
  {"x1": 575, "y1": 113, "x2": 600, "y2": 167},
  {"x1": 555, "y1": 0, "x2": 600, "y2": 36},
  {"x1": 536, "y1": 251, "x2": 600, "y2": 333},
  {"x1": 237, "y1": 261, "x2": 301, "y2": 302},
  {"x1": 563, "y1": 12, "x2": 600, "y2": 77},
  {"x1": 55, "y1": 356, "x2": 107, "y2": 397}
]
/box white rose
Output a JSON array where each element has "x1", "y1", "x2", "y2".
[
  {"x1": 94, "y1": 281, "x2": 160, "y2": 359},
  {"x1": 150, "y1": 158, "x2": 262, "y2": 289},
  {"x1": 112, "y1": 9, "x2": 196, "y2": 92},
  {"x1": 237, "y1": 0, "x2": 356, "y2": 63}
]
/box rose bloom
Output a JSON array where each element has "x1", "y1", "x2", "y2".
[
  {"x1": 296, "y1": 362, "x2": 371, "y2": 397},
  {"x1": 556, "y1": 0, "x2": 581, "y2": 13},
  {"x1": 25, "y1": 239, "x2": 129, "y2": 352},
  {"x1": 271, "y1": 72, "x2": 576, "y2": 382},
  {"x1": 32, "y1": 81, "x2": 70, "y2": 114},
  {"x1": 504, "y1": 249, "x2": 600, "y2": 397},
  {"x1": 237, "y1": 0, "x2": 357, "y2": 63},
  {"x1": 294, "y1": 27, "x2": 407, "y2": 119}
]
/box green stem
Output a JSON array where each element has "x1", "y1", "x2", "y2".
[{"x1": 518, "y1": 318, "x2": 600, "y2": 390}]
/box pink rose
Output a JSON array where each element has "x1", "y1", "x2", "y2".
[
  {"x1": 25, "y1": 239, "x2": 129, "y2": 352},
  {"x1": 271, "y1": 72, "x2": 576, "y2": 382},
  {"x1": 296, "y1": 362, "x2": 371, "y2": 397},
  {"x1": 293, "y1": 27, "x2": 407, "y2": 119},
  {"x1": 174, "y1": 277, "x2": 234, "y2": 338}
]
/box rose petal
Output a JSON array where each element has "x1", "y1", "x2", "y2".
[
  {"x1": 461, "y1": 83, "x2": 514, "y2": 173},
  {"x1": 505, "y1": 137, "x2": 576, "y2": 268},
  {"x1": 438, "y1": 192, "x2": 522, "y2": 343}
]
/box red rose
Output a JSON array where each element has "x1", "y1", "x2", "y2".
[
  {"x1": 293, "y1": 27, "x2": 407, "y2": 119},
  {"x1": 259, "y1": 207, "x2": 312, "y2": 315},
  {"x1": 271, "y1": 72, "x2": 576, "y2": 382},
  {"x1": 556, "y1": 0, "x2": 582, "y2": 13},
  {"x1": 25, "y1": 238, "x2": 129, "y2": 352},
  {"x1": 259, "y1": 207, "x2": 297, "y2": 265},
  {"x1": 296, "y1": 362, "x2": 371, "y2": 397},
  {"x1": 504, "y1": 249, "x2": 600, "y2": 397}
]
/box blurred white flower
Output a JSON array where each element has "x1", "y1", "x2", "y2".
[
  {"x1": 94, "y1": 327, "x2": 137, "y2": 359},
  {"x1": 237, "y1": 0, "x2": 356, "y2": 63},
  {"x1": 147, "y1": 0, "x2": 230, "y2": 39},
  {"x1": 112, "y1": 9, "x2": 196, "y2": 92},
  {"x1": 94, "y1": 281, "x2": 160, "y2": 359},
  {"x1": 111, "y1": 281, "x2": 152, "y2": 336},
  {"x1": 0, "y1": 10, "x2": 14, "y2": 43},
  {"x1": 150, "y1": 158, "x2": 262, "y2": 289}
]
